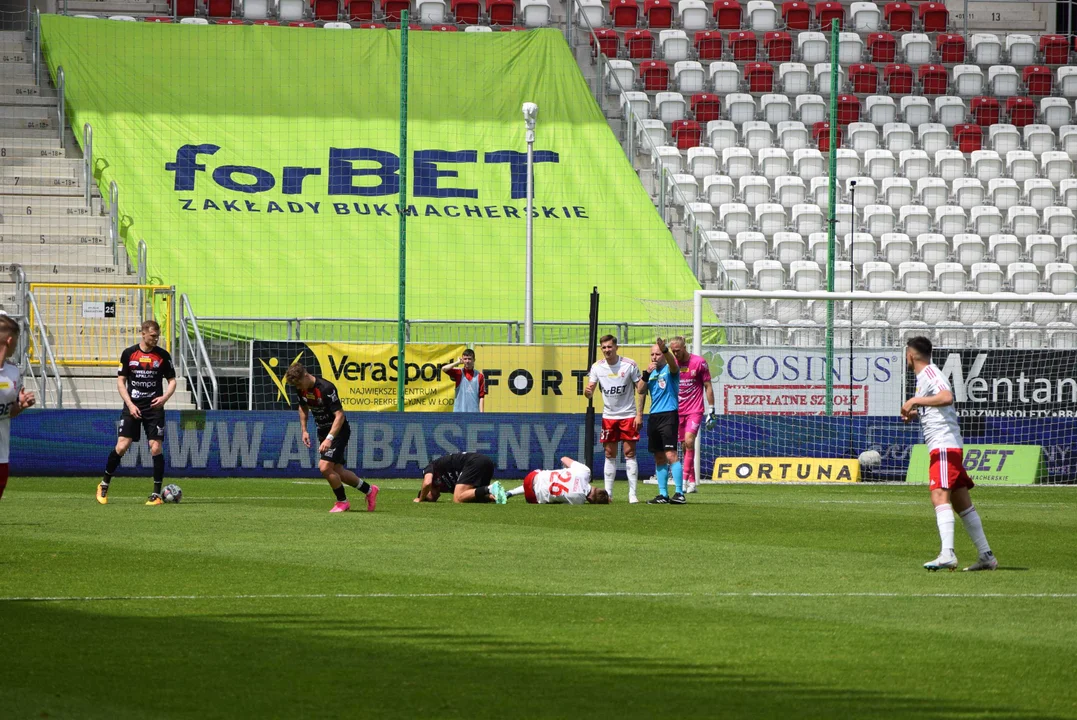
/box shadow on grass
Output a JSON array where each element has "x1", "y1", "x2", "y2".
[{"x1": 0, "y1": 603, "x2": 1065, "y2": 720}]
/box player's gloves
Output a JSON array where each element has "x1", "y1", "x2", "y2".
[{"x1": 705, "y1": 409, "x2": 718, "y2": 430}]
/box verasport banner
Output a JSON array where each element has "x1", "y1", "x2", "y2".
[
  {"x1": 927, "y1": 349, "x2": 1077, "y2": 419},
  {"x1": 704, "y1": 347, "x2": 904, "y2": 417}
]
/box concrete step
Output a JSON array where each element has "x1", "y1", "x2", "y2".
[
  {"x1": 65, "y1": 1, "x2": 172, "y2": 14},
  {"x1": 0, "y1": 231, "x2": 108, "y2": 245},
  {"x1": 0, "y1": 127, "x2": 61, "y2": 140},
  {"x1": 0, "y1": 157, "x2": 82, "y2": 170},
  {"x1": 0, "y1": 83, "x2": 53, "y2": 97},
  {"x1": 0, "y1": 52, "x2": 29, "y2": 63},
  {"x1": 0, "y1": 176, "x2": 82, "y2": 190},
  {"x1": 1, "y1": 67, "x2": 35, "y2": 82},
  {"x1": 0, "y1": 197, "x2": 100, "y2": 216},
  {"x1": 1, "y1": 215, "x2": 108, "y2": 232},
  {"x1": 1, "y1": 242, "x2": 116, "y2": 262},
  {"x1": 0, "y1": 32, "x2": 31, "y2": 43},
  {"x1": 0, "y1": 184, "x2": 87, "y2": 196},
  {"x1": 0, "y1": 116, "x2": 55, "y2": 132},
  {"x1": 0, "y1": 139, "x2": 65, "y2": 158},
  {"x1": 0, "y1": 95, "x2": 61, "y2": 108},
  {"x1": 0, "y1": 262, "x2": 133, "y2": 282}
]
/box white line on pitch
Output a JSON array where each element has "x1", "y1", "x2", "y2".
[{"x1": 2, "y1": 591, "x2": 1076, "y2": 603}]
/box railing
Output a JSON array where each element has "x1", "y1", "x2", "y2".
[
  {"x1": 179, "y1": 294, "x2": 219, "y2": 410},
  {"x1": 568, "y1": 0, "x2": 731, "y2": 290},
  {"x1": 56, "y1": 65, "x2": 65, "y2": 149},
  {"x1": 108, "y1": 181, "x2": 120, "y2": 266},
  {"x1": 137, "y1": 239, "x2": 147, "y2": 284},
  {"x1": 23, "y1": 292, "x2": 63, "y2": 409},
  {"x1": 10, "y1": 263, "x2": 27, "y2": 317},
  {"x1": 33, "y1": 9, "x2": 39, "y2": 86},
  {"x1": 83, "y1": 123, "x2": 93, "y2": 207}
]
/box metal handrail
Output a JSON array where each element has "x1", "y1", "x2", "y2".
[
  {"x1": 33, "y1": 9, "x2": 39, "y2": 86},
  {"x1": 25, "y1": 291, "x2": 63, "y2": 409},
  {"x1": 137, "y1": 239, "x2": 147, "y2": 284},
  {"x1": 56, "y1": 66, "x2": 65, "y2": 149},
  {"x1": 180, "y1": 294, "x2": 219, "y2": 410},
  {"x1": 569, "y1": 0, "x2": 732, "y2": 291},
  {"x1": 109, "y1": 181, "x2": 120, "y2": 266},
  {"x1": 10, "y1": 263, "x2": 27, "y2": 316},
  {"x1": 83, "y1": 123, "x2": 93, "y2": 207}
]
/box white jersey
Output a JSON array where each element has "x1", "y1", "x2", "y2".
[
  {"x1": 0, "y1": 361, "x2": 22, "y2": 464},
  {"x1": 588, "y1": 356, "x2": 642, "y2": 420},
  {"x1": 528, "y1": 461, "x2": 593, "y2": 504},
  {"x1": 915, "y1": 363, "x2": 963, "y2": 451}
]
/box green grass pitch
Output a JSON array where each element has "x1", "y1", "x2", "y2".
[{"x1": 1, "y1": 478, "x2": 1076, "y2": 719}]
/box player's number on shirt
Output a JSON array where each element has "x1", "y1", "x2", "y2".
[{"x1": 548, "y1": 470, "x2": 572, "y2": 497}]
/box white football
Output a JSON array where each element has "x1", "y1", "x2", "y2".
[
  {"x1": 162, "y1": 483, "x2": 183, "y2": 503},
  {"x1": 858, "y1": 450, "x2": 882, "y2": 468}
]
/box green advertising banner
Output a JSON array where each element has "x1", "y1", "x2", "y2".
[
  {"x1": 906, "y1": 445, "x2": 1046, "y2": 486},
  {"x1": 40, "y1": 18, "x2": 702, "y2": 329}
]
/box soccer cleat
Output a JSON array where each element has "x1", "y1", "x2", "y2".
[
  {"x1": 647, "y1": 494, "x2": 670, "y2": 504},
  {"x1": 145, "y1": 493, "x2": 163, "y2": 506},
  {"x1": 490, "y1": 482, "x2": 507, "y2": 505},
  {"x1": 329, "y1": 501, "x2": 351, "y2": 513},
  {"x1": 685, "y1": 483, "x2": 698, "y2": 494},
  {"x1": 628, "y1": 494, "x2": 639, "y2": 504},
  {"x1": 963, "y1": 552, "x2": 998, "y2": 572},
  {"x1": 670, "y1": 492, "x2": 687, "y2": 505},
  {"x1": 365, "y1": 484, "x2": 379, "y2": 512},
  {"x1": 96, "y1": 484, "x2": 109, "y2": 505},
  {"x1": 923, "y1": 551, "x2": 958, "y2": 571}
]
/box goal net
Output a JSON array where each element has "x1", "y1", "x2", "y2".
[{"x1": 691, "y1": 288, "x2": 1077, "y2": 485}]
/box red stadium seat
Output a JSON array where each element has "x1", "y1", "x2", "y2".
[
  {"x1": 713, "y1": 0, "x2": 742, "y2": 29},
  {"x1": 883, "y1": 63, "x2": 913, "y2": 94},
  {"x1": 1006, "y1": 96, "x2": 1036, "y2": 127},
  {"x1": 167, "y1": 0, "x2": 196, "y2": 16},
  {"x1": 252, "y1": 18, "x2": 280, "y2": 23},
  {"x1": 431, "y1": 23, "x2": 458, "y2": 29},
  {"x1": 936, "y1": 33, "x2": 965, "y2": 63},
  {"x1": 691, "y1": 93, "x2": 721, "y2": 122},
  {"x1": 625, "y1": 29, "x2": 654, "y2": 58},
  {"x1": 744, "y1": 61, "x2": 774, "y2": 92},
  {"x1": 694, "y1": 30, "x2": 723, "y2": 60},
  {"x1": 970, "y1": 96, "x2": 1000, "y2": 126},
  {"x1": 145, "y1": 15, "x2": 175, "y2": 21},
  {"x1": 450, "y1": 0, "x2": 479, "y2": 23},
  {"x1": 813, "y1": 121, "x2": 841, "y2": 151},
  {"x1": 1040, "y1": 35, "x2": 1069, "y2": 64},
  {"x1": 610, "y1": 0, "x2": 639, "y2": 27},
  {"x1": 643, "y1": 0, "x2": 673, "y2": 28},
  {"x1": 639, "y1": 60, "x2": 669, "y2": 91},
  {"x1": 815, "y1": 1, "x2": 843, "y2": 29},
  {"x1": 590, "y1": 28, "x2": 621, "y2": 57},
  {"x1": 311, "y1": 0, "x2": 340, "y2": 21},
  {"x1": 672, "y1": 119, "x2": 703, "y2": 149},
  {"x1": 729, "y1": 30, "x2": 757, "y2": 61},
  {"x1": 919, "y1": 64, "x2": 948, "y2": 96},
  {"x1": 763, "y1": 31, "x2": 792, "y2": 61},
  {"x1": 781, "y1": 0, "x2": 810, "y2": 29},
  {"x1": 883, "y1": 2, "x2": 912, "y2": 31},
  {"x1": 918, "y1": 1, "x2": 947, "y2": 32},
  {"x1": 205, "y1": 0, "x2": 232, "y2": 17},
  {"x1": 836, "y1": 94, "x2": 860, "y2": 124},
  {"x1": 487, "y1": 0, "x2": 515, "y2": 24},
  {"x1": 867, "y1": 32, "x2": 895, "y2": 63},
  {"x1": 1023, "y1": 65, "x2": 1053, "y2": 97},
  {"x1": 849, "y1": 63, "x2": 878, "y2": 93},
  {"x1": 953, "y1": 123, "x2": 983, "y2": 152}
]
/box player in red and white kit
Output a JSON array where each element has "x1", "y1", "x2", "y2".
[
  {"x1": 0, "y1": 314, "x2": 36, "y2": 501},
  {"x1": 585, "y1": 335, "x2": 646, "y2": 503},
  {"x1": 902, "y1": 336, "x2": 997, "y2": 572},
  {"x1": 506, "y1": 457, "x2": 610, "y2": 504}
]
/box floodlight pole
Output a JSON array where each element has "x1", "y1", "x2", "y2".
[{"x1": 523, "y1": 102, "x2": 538, "y2": 344}]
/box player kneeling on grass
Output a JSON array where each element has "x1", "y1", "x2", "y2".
[
  {"x1": 414, "y1": 452, "x2": 506, "y2": 504},
  {"x1": 285, "y1": 363, "x2": 378, "y2": 514},
  {"x1": 505, "y1": 456, "x2": 609, "y2": 504},
  {"x1": 902, "y1": 337, "x2": 997, "y2": 572}
]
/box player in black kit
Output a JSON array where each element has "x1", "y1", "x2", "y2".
[
  {"x1": 97, "y1": 320, "x2": 177, "y2": 506},
  {"x1": 414, "y1": 452, "x2": 506, "y2": 504},
  {"x1": 285, "y1": 363, "x2": 379, "y2": 513}
]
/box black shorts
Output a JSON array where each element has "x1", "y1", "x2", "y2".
[
  {"x1": 118, "y1": 404, "x2": 165, "y2": 442},
  {"x1": 648, "y1": 410, "x2": 679, "y2": 453},
  {"x1": 457, "y1": 453, "x2": 495, "y2": 488},
  {"x1": 317, "y1": 423, "x2": 351, "y2": 464}
]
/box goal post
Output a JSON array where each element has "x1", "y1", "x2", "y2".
[{"x1": 692, "y1": 288, "x2": 1077, "y2": 485}]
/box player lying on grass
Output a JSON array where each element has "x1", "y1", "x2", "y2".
[
  {"x1": 285, "y1": 363, "x2": 378, "y2": 514},
  {"x1": 505, "y1": 456, "x2": 610, "y2": 504},
  {"x1": 902, "y1": 336, "x2": 997, "y2": 572},
  {"x1": 414, "y1": 452, "x2": 506, "y2": 504}
]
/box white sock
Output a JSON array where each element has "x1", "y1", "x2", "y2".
[
  {"x1": 604, "y1": 458, "x2": 616, "y2": 496},
  {"x1": 626, "y1": 458, "x2": 638, "y2": 497},
  {"x1": 959, "y1": 505, "x2": 992, "y2": 557},
  {"x1": 935, "y1": 503, "x2": 955, "y2": 553},
  {"x1": 506, "y1": 485, "x2": 525, "y2": 498}
]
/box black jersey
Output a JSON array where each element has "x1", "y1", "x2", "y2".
[
  {"x1": 297, "y1": 377, "x2": 346, "y2": 432},
  {"x1": 117, "y1": 344, "x2": 176, "y2": 407},
  {"x1": 423, "y1": 452, "x2": 495, "y2": 492}
]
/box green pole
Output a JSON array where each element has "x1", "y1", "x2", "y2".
[
  {"x1": 397, "y1": 12, "x2": 409, "y2": 413},
  {"x1": 824, "y1": 18, "x2": 838, "y2": 417}
]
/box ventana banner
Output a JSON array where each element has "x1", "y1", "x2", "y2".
[
  {"x1": 252, "y1": 342, "x2": 654, "y2": 413},
  {"x1": 704, "y1": 346, "x2": 904, "y2": 417},
  {"x1": 926, "y1": 349, "x2": 1077, "y2": 419}
]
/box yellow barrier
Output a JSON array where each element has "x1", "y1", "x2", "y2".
[{"x1": 711, "y1": 457, "x2": 861, "y2": 483}]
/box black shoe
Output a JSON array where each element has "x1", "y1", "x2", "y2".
[
  {"x1": 647, "y1": 494, "x2": 671, "y2": 504},
  {"x1": 670, "y1": 492, "x2": 687, "y2": 504}
]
